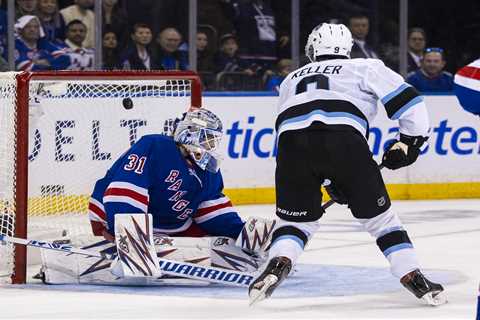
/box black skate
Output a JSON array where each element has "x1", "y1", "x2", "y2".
[
  {"x1": 401, "y1": 269, "x2": 447, "y2": 306},
  {"x1": 248, "y1": 256, "x2": 291, "y2": 306}
]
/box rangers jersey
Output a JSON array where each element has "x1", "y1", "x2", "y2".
[
  {"x1": 276, "y1": 58, "x2": 430, "y2": 139},
  {"x1": 454, "y1": 58, "x2": 480, "y2": 116},
  {"x1": 65, "y1": 47, "x2": 94, "y2": 70},
  {"x1": 88, "y1": 134, "x2": 244, "y2": 239},
  {"x1": 15, "y1": 37, "x2": 70, "y2": 71}
]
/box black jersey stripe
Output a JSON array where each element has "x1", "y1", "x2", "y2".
[
  {"x1": 383, "y1": 86, "x2": 421, "y2": 119},
  {"x1": 275, "y1": 99, "x2": 369, "y2": 133},
  {"x1": 272, "y1": 225, "x2": 309, "y2": 248},
  {"x1": 376, "y1": 230, "x2": 412, "y2": 253}
]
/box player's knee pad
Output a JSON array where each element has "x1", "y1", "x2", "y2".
[{"x1": 271, "y1": 219, "x2": 319, "y2": 250}]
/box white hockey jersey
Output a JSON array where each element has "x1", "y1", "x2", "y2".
[
  {"x1": 65, "y1": 47, "x2": 95, "y2": 70},
  {"x1": 276, "y1": 58, "x2": 429, "y2": 139}
]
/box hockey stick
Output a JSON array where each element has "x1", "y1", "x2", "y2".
[
  {"x1": 0, "y1": 234, "x2": 253, "y2": 287},
  {"x1": 321, "y1": 164, "x2": 385, "y2": 210}
]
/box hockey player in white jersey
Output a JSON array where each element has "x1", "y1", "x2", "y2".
[{"x1": 249, "y1": 23, "x2": 446, "y2": 306}]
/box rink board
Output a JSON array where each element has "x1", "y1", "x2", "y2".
[
  {"x1": 20, "y1": 93, "x2": 480, "y2": 209},
  {"x1": 208, "y1": 94, "x2": 480, "y2": 203}
]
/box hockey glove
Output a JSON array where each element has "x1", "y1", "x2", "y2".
[
  {"x1": 323, "y1": 179, "x2": 348, "y2": 204},
  {"x1": 382, "y1": 133, "x2": 428, "y2": 170}
]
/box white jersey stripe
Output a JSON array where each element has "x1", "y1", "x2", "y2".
[
  {"x1": 381, "y1": 83, "x2": 411, "y2": 105},
  {"x1": 103, "y1": 195, "x2": 148, "y2": 212},
  {"x1": 89, "y1": 197, "x2": 105, "y2": 211},
  {"x1": 391, "y1": 96, "x2": 424, "y2": 120},
  {"x1": 454, "y1": 74, "x2": 480, "y2": 91},
  {"x1": 88, "y1": 211, "x2": 107, "y2": 224},
  {"x1": 197, "y1": 196, "x2": 230, "y2": 209},
  {"x1": 107, "y1": 181, "x2": 148, "y2": 197},
  {"x1": 194, "y1": 207, "x2": 234, "y2": 224}
]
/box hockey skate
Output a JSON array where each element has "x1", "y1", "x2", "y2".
[
  {"x1": 400, "y1": 269, "x2": 447, "y2": 306},
  {"x1": 248, "y1": 256, "x2": 291, "y2": 306}
]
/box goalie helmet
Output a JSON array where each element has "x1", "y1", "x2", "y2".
[
  {"x1": 174, "y1": 108, "x2": 223, "y2": 173},
  {"x1": 305, "y1": 23, "x2": 353, "y2": 62}
]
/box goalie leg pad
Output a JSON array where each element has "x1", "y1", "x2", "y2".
[
  {"x1": 113, "y1": 213, "x2": 161, "y2": 278},
  {"x1": 236, "y1": 216, "x2": 276, "y2": 256}
]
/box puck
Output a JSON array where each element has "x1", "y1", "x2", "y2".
[{"x1": 122, "y1": 97, "x2": 133, "y2": 109}]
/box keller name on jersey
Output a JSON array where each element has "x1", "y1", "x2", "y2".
[
  {"x1": 276, "y1": 58, "x2": 429, "y2": 140},
  {"x1": 291, "y1": 65, "x2": 342, "y2": 79}
]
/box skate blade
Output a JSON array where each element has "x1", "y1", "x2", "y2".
[
  {"x1": 249, "y1": 274, "x2": 278, "y2": 307},
  {"x1": 422, "y1": 291, "x2": 448, "y2": 306}
]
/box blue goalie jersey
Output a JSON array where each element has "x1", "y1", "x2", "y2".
[{"x1": 88, "y1": 135, "x2": 244, "y2": 239}]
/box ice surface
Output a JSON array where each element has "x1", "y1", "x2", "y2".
[{"x1": 1, "y1": 199, "x2": 479, "y2": 319}]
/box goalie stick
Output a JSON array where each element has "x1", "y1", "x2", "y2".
[{"x1": 0, "y1": 234, "x2": 254, "y2": 287}]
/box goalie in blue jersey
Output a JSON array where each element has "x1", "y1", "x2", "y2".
[
  {"x1": 88, "y1": 108, "x2": 245, "y2": 241},
  {"x1": 38, "y1": 108, "x2": 274, "y2": 285}
]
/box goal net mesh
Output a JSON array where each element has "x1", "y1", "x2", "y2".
[{"x1": 0, "y1": 72, "x2": 196, "y2": 283}]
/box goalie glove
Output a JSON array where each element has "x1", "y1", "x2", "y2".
[
  {"x1": 322, "y1": 179, "x2": 347, "y2": 205},
  {"x1": 382, "y1": 133, "x2": 428, "y2": 170}
]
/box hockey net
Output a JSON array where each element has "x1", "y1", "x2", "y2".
[{"x1": 0, "y1": 70, "x2": 202, "y2": 284}]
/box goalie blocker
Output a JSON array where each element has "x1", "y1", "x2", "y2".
[{"x1": 37, "y1": 215, "x2": 275, "y2": 286}]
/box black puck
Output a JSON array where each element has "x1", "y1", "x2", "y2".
[{"x1": 122, "y1": 97, "x2": 133, "y2": 109}]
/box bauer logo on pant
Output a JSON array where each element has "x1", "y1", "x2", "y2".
[{"x1": 276, "y1": 208, "x2": 307, "y2": 217}]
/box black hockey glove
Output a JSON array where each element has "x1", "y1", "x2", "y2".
[
  {"x1": 323, "y1": 179, "x2": 347, "y2": 205},
  {"x1": 382, "y1": 133, "x2": 428, "y2": 170}
]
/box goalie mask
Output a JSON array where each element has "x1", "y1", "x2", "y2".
[
  {"x1": 174, "y1": 108, "x2": 223, "y2": 173},
  {"x1": 305, "y1": 23, "x2": 353, "y2": 62}
]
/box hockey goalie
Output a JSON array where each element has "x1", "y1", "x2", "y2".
[{"x1": 38, "y1": 108, "x2": 275, "y2": 286}]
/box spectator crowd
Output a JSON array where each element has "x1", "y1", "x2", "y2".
[{"x1": 0, "y1": 0, "x2": 470, "y2": 93}]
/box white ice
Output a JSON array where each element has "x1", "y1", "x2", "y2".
[{"x1": 1, "y1": 199, "x2": 479, "y2": 319}]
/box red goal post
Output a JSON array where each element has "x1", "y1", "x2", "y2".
[{"x1": 0, "y1": 70, "x2": 202, "y2": 284}]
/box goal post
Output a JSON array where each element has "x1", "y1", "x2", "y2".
[{"x1": 0, "y1": 70, "x2": 202, "y2": 284}]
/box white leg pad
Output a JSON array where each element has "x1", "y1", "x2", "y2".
[{"x1": 113, "y1": 213, "x2": 161, "y2": 278}]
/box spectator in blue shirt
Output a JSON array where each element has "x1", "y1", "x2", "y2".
[
  {"x1": 153, "y1": 27, "x2": 188, "y2": 70},
  {"x1": 264, "y1": 58, "x2": 292, "y2": 92},
  {"x1": 407, "y1": 48, "x2": 453, "y2": 92}
]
